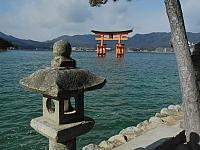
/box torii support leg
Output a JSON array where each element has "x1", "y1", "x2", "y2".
[
  {"x1": 97, "y1": 44, "x2": 106, "y2": 57},
  {"x1": 116, "y1": 43, "x2": 124, "y2": 58}
]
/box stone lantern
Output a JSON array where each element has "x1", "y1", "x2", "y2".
[{"x1": 20, "y1": 40, "x2": 106, "y2": 150}]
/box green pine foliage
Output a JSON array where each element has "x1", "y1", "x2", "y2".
[{"x1": 0, "y1": 38, "x2": 17, "y2": 50}]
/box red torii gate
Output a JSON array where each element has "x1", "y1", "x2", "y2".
[{"x1": 91, "y1": 29, "x2": 132, "y2": 58}]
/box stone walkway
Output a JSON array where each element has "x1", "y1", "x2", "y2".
[
  {"x1": 113, "y1": 122, "x2": 183, "y2": 150},
  {"x1": 83, "y1": 105, "x2": 184, "y2": 150}
]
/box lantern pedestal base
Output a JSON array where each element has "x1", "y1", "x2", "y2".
[{"x1": 30, "y1": 116, "x2": 94, "y2": 149}]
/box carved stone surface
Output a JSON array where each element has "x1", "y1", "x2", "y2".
[
  {"x1": 20, "y1": 40, "x2": 106, "y2": 150},
  {"x1": 31, "y1": 116, "x2": 95, "y2": 143},
  {"x1": 53, "y1": 40, "x2": 72, "y2": 57},
  {"x1": 20, "y1": 68, "x2": 106, "y2": 98},
  {"x1": 20, "y1": 39, "x2": 106, "y2": 98},
  {"x1": 51, "y1": 40, "x2": 76, "y2": 68}
]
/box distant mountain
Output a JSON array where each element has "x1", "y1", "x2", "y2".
[
  {"x1": 126, "y1": 32, "x2": 171, "y2": 48},
  {"x1": 1, "y1": 32, "x2": 200, "y2": 49},
  {"x1": 0, "y1": 32, "x2": 50, "y2": 49},
  {"x1": 127, "y1": 32, "x2": 200, "y2": 48},
  {"x1": 45, "y1": 34, "x2": 97, "y2": 48}
]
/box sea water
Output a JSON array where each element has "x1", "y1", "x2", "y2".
[{"x1": 0, "y1": 50, "x2": 181, "y2": 150}]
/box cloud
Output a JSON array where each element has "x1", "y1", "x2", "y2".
[
  {"x1": 89, "y1": 1, "x2": 131, "y2": 30},
  {"x1": 0, "y1": 0, "x2": 93, "y2": 41},
  {"x1": 0, "y1": 0, "x2": 134, "y2": 41},
  {"x1": 0, "y1": 0, "x2": 199, "y2": 41}
]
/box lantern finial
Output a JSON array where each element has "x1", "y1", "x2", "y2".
[{"x1": 51, "y1": 40, "x2": 76, "y2": 68}]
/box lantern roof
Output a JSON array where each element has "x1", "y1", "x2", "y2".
[{"x1": 20, "y1": 67, "x2": 106, "y2": 98}]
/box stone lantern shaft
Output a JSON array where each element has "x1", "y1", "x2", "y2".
[{"x1": 49, "y1": 138, "x2": 76, "y2": 150}]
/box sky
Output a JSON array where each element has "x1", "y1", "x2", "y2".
[{"x1": 0, "y1": 0, "x2": 199, "y2": 41}]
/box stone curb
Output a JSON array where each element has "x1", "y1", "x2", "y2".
[{"x1": 82, "y1": 104, "x2": 183, "y2": 150}]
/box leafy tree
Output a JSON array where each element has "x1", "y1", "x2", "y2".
[
  {"x1": 89, "y1": 0, "x2": 131, "y2": 7},
  {"x1": 0, "y1": 38, "x2": 17, "y2": 50},
  {"x1": 89, "y1": 0, "x2": 200, "y2": 146}
]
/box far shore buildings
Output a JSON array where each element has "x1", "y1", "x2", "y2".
[{"x1": 71, "y1": 40, "x2": 197, "y2": 53}]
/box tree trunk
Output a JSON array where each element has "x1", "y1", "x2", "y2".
[{"x1": 165, "y1": 0, "x2": 200, "y2": 144}]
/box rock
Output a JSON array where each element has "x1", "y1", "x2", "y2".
[
  {"x1": 168, "y1": 105, "x2": 176, "y2": 110},
  {"x1": 149, "y1": 116, "x2": 164, "y2": 124},
  {"x1": 136, "y1": 122, "x2": 144, "y2": 129},
  {"x1": 136, "y1": 120, "x2": 149, "y2": 131},
  {"x1": 155, "y1": 112, "x2": 162, "y2": 117},
  {"x1": 119, "y1": 126, "x2": 142, "y2": 140},
  {"x1": 108, "y1": 134, "x2": 127, "y2": 144},
  {"x1": 160, "y1": 108, "x2": 176, "y2": 116},
  {"x1": 99, "y1": 140, "x2": 117, "y2": 149},
  {"x1": 120, "y1": 126, "x2": 141, "y2": 135},
  {"x1": 160, "y1": 108, "x2": 168, "y2": 115},
  {"x1": 119, "y1": 127, "x2": 133, "y2": 135},
  {"x1": 142, "y1": 120, "x2": 149, "y2": 126},
  {"x1": 119, "y1": 133, "x2": 135, "y2": 141},
  {"x1": 82, "y1": 144, "x2": 102, "y2": 150},
  {"x1": 174, "y1": 105, "x2": 181, "y2": 112},
  {"x1": 168, "y1": 105, "x2": 179, "y2": 114}
]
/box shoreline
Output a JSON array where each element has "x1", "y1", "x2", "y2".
[
  {"x1": 83, "y1": 104, "x2": 183, "y2": 150},
  {"x1": 7, "y1": 49, "x2": 175, "y2": 54}
]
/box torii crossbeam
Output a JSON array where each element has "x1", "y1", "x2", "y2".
[{"x1": 91, "y1": 29, "x2": 133, "y2": 58}]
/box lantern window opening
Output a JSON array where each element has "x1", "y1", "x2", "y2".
[
  {"x1": 64, "y1": 98, "x2": 76, "y2": 115},
  {"x1": 46, "y1": 98, "x2": 56, "y2": 113}
]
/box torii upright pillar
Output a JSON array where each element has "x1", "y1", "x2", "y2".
[{"x1": 92, "y1": 30, "x2": 133, "y2": 58}]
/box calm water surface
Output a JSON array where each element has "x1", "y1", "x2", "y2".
[{"x1": 0, "y1": 50, "x2": 181, "y2": 150}]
